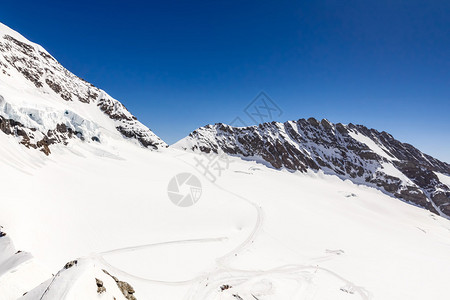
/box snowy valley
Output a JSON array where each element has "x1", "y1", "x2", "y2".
[{"x1": 0, "y1": 21, "x2": 449, "y2": 300}]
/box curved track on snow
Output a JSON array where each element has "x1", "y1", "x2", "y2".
[{"x1": 89, "y1": 151, "x2": 370, "y2": 299}]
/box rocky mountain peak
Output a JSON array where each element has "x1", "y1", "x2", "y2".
[
  {"x1": 175, "y1": 118, "x2": 450, "y2": 217},
  {"x1": 0, "y1": 22, "x2": 166, "y2": 154}
]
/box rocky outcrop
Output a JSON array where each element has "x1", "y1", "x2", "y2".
[
  {"x1": 175, "y1": 119, "x2": 450, "y2": 217},
  {"x1": 22, "y1": 258, "x2": 138, "y2": 300},
  {"x1": 103, "y1": 269, "x2": 137, "y2": 300},
  {"x1": 0, "y1": 115, "x2": 82, "y2": 155},
  {"x1": 64, "y1": 260, "x2": 78, "y2": 269},
  {"x1": 95, "y1": 278, "x2": 106, "y2": 294}
]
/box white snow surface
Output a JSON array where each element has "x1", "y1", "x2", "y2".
[
  {"x1": 348, "y1": 130, "x2": 397, "y2": 161},
  {"x1": 0, "y1": 135, "x2": 449, "y2": 299},
  {"x1": 0, "y1": 233, "x2": 50, "y2": 299},
  {"x1": 435, "y1": 172, "x2": 450, "y2": 189}
]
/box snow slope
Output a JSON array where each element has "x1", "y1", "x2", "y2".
[
  {"x1": 0, "y1": 231, "x2": 50, "y2": 299},
  {"x1": 0, "y1": 137, "x2": 450, "y2": 299},
  {"x1": 0, "y1": 21, "x2": 449, "y2": 300}
]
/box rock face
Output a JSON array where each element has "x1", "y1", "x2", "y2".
[
  {"x1": 0, "y1": 22, "x2": 166, "y2": 154},
  {"x1": 102, "y1": 269, "x2": 137, "y2": 300},
  {"x1": 22, "y1": 258, "x2": 138, "y2": 300},
  {"x1": 95, "y1": 278, "x2": 106, "y2": 294},
  {"x1": 175, "y1": 119, "x2": 450, "y2": 217},
  {"x1": 0, "y1": 115, "x2": 84, "y2": 155}
]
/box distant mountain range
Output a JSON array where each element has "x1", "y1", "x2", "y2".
[
  {"x1": 174, "y1": 120, "x2": 450, "y2": 218},
  {"x1": 1, "y1": 21, "x2": 449, "y2": 217}
]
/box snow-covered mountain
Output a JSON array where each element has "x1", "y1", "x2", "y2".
[
  {"x1": 1, "y1": 22, "x2": 450, "y2": 300},
  {"x1": 174, "y1": 119, "x2": 450, "y2": 218},
  {"x1": 0, "y1": 22, "x2": 166, "y2": 154}
]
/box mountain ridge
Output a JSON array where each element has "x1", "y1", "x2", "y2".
[
  {"x1": 0, "y1": 21, "x2": 166, "y2": 154},
  {"x1": 174, "y1": 118, "x2": 450, "y2": 218}
]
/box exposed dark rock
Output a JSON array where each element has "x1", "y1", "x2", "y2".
[
  {"x1": 98, "y1": 98, "x2": 135, "y2": 121},
  {"x1": 45, "y1": 78, "x2": 62, "y2": 93},
  {"x1": 39, "y1": 50, "x2": 55, "y2": 61},
  {"x1": 64, "y1": 260, "x2": 77, "y2": 269},
  {"x1": 0, "y1": 116, "x2": 82, "y2": 155},
  {"x1": 96, "y1": 278, "x2": 106, "y2": 294},
  {"x1": 220, "y1": 284, "x2": 232, "y2": 291},
  {"x1": 5, "y1": 55, "x2": 43, "y2": 88},
  {"x1": 103, "y1": 269, "x2": 137, "y2": 300},
  {"x1": 4, "y1": 35, "x2": 34, "y2": 54},
  {"x1": 117, "y1": 125, "x2": 159, "y2": 150}
]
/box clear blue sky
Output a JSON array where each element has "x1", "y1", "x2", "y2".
[{"x1": 1, "y1": 0, "x2": 449, "y2": 162}]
